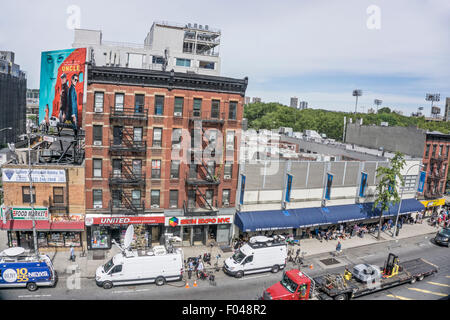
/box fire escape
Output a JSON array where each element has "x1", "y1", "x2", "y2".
[
  {"x1": 184, "y1": 109, "x2": 225, "y2": 215},
  {"x1": 109, "y1": 106, "x2": 148, "y2": 215},
  {"x1": 425, "y1": 154, "x2": 446, "y2": 199}
]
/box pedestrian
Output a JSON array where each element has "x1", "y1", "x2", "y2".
[
  {"x1": 388, "y1": 219, "x2": 393, "y2": 230},
  {"x1": 336, "y1": 241, "x2": 342, "y2": 254},
  {"x1": 437, "y1": 216, "x2": 442, "y2": 228},
  {"x1": 44, "y1": 104, "x2": 50, "y2": 133},
  {"x1": 69, "y1": 245, "x2": 75, "y2": 262},
  {"x1": 196, "y1": 260, "x2": 204, "y2": 279},
  {"x1": 188, "y1": 260, "x2": 194, "y2": 279}
]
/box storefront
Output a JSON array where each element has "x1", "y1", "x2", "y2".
[
  {"x1": 85, "y1": 215, "x2": 165, "y2": 250},
  {"x1": 0, "y1": 211, "x2": 85, "y2": 249},
  {"x1": 420, "y1": 198, "x2": 445, "y2": 217},
  {"x1": 164, "y1": 215, "x2": 234, "y2": 246}
]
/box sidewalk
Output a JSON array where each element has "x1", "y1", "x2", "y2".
[{"x1": 0, "y1": 221, "x2": 440, "y2": 279}]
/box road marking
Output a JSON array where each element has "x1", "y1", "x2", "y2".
[
  {"x1": 408, "y1": 288, "x2": 448, "y2": 297},
  {"x1": 420, "y1": 258, "x2": 439, "y2": 269},
  {"x1": 18, "y1": 294, "x2": 51, "y2": 298},
  {"x1": 427, "y1": 281, "x2": 450, "y2": 288},
  {"x1": 386, "y1": 294, "x2": 412, "y2": 300},
  {"x1": 112, "y1": 290, "x2": 135, "y2": 294},
  {"x1": 238, "y1": 274, "x2": 271, "y2": 281}
]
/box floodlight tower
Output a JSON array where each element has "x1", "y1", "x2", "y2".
[
  {"x1": 374, "y1": 99, "x2": 382, "y2": 113},
  {"x1": 352, "y1": 89, "x2": 363, "y2": 119},
  {"x1": 426, "y1": 93, "x2": 440, "y2": 117}
]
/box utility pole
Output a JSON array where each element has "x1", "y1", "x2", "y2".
[
  {"x1": 374, "y1": 99, "x2": 382, "y2": 114},
  {"x1": 27, "y1": 125, "x2": 38, "y2": 258}
]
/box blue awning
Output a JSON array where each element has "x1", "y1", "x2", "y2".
[{"x1": 235, "y1": 198, "x2": 425, "y2": 232}]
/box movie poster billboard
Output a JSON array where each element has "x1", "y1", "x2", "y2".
[{"x1": 39, "y1": 48, "x2": 86, "y2": 131}]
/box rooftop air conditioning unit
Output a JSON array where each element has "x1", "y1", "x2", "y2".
[
  {"x1": 205, "y1": 25, "x2": 209, "y2": 30},
  {"x1": 94, "y1": 107, "x2": 103, "y2": 113},
  {"x1": 174, "y1": 112, "x2": 182, "y2": 117},
  {"x1": 194, "y1": 23, "x2": 198, "y2": 28}
]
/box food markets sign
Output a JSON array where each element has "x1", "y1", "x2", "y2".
[
  {"x1": 10, "y1": 207, "x2": 49, "y2": 221},
  {"x1": 85, "y1": 216, "x2": 165, "y2": 226},
  {"x1": 2, "y1": 168, "x2": 66, "y2": 183},
  {"x1": 165, "y1": 215, "x2": 234, "y2": 227}
]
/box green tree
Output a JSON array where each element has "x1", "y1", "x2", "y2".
[
  {"x1": 373, "y1": 152, "x2": 406, "y2": 240},
  {"x1": 378, "y1": 107, "x2": 391, "y2": 114}
]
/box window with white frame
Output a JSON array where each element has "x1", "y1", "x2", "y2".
[
  {"x1": 153, "y1": 128, "x2": 162, "y2": 147},
  {"x1": 115, "y1": 93, "x2": 124, "y2": 112},
  {"x1": 93, "y1": 159, "x2": 102, "y2": 177},
  {"x1": 402, "y1": 175, "x2": 416, "y2": 192},
  {"x1": 94, "y1": 92, "x2": 104, "y2": 112}
]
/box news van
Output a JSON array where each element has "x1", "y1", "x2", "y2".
[
  {"x1": 0, "y1": 247, "x2": 57, "y2": 291},
  {"x1": 95, "y1": 225, "x2": 184, "y2": 289},
  {"x1": 224, "y1": 236, "x2": 287, "y2": 278}
]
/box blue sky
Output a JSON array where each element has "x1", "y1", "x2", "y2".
[{"x1": 1, "y1": 0, "x2": 449, "y2": 115}]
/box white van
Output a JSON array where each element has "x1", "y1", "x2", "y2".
[
  {"x1": 95, "y1": 226, "x2": 184, "y2": 289},
  {"x1": 223, "y1": 236, "x2": 287, "y2": 278}
]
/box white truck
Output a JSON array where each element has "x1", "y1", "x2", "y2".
[
  {"x1": 95, "y1": 226, "x2": 184, "y2": 289},
  {"x1": 223, "y1": 236, "x2": 287, "y2": 278}
]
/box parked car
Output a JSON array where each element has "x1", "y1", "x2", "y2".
[{"x1": 434, "y1": 227, "x2": 450, "y2": 247}]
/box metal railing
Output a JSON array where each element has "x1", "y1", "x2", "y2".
[
  {"x1": 188, "y1": 110, "x2": 225, "y2": 122},
  {"x1": 110, "y1": 107, "x2": 148, "y2": 120}
]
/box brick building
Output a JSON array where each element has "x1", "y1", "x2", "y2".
[
  {"x1": 1, "y1": 163, "x2": 85, "y2": 249},
  {"x1": 422, "y1": 132, "x2": 450, "y2": 199},
  {"x1": 84, "y1": 66, "x2": 247, "y2": 248}
]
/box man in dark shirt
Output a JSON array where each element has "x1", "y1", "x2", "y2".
[
  {"x1": 68, "y1": 73, "x2": 79, "y2": 135},
  {"x1": 59, "y1": 73, "x2": 68, "y2": 123}
]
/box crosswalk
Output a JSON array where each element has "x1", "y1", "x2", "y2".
[{"x1": 386, "y1": 278, "x2": 450, "y2": 300}]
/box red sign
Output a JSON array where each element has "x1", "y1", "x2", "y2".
[
  {"x1": 179, "y1": 217, "x2": 231, "y2": 225},
  {"x1": 86, "y1": 216, "x2": 165, "y2": 226}
]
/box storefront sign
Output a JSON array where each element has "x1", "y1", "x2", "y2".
[
  {"x1": 10, "y1": 207, "x2": 49, "y2": 220},
  {"x1": 2, "y1": 168, "x2": 66, "y2": 183},
  {"x1": 165, "y1": 215, "x2": 234, "y2": 227},
  {"x1": 420, "y1": 198, "x2": 445, "y2": 208},
  {"x1": 359, "y1": 172, "x2": 368, "y2": 197},
  {"x1": 85, "y1": 216, "x2": 165, "y2": 226},
  {"x1": 285, "y1": 174, "x2": 293, "y2": 202},
  {"x1": 51, "y1": 213, "x2": 84, "y2": 222},
  {"x1": 324, "y1": 173, "x2": 333, "y2": 200}
]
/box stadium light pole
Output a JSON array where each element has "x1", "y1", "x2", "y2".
[
  {"x1": 392, "y1": 164, "x2": 424, "y2": 239},
  {"x1": 374, "y1": 99, "x2": 382, "y2": 114},
  {"x1": 352, "y1": 89, "x2": 362, "y2": 120},
  {"x1": 425, "y1": 93, "x2": 440, "y2": 118}
]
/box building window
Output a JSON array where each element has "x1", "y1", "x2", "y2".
[
  {"x1": 93, "y1": 189, "x2": 102, "y2": 208},
  {"x1": 207, "y1": 161, "x2": 215, "y2": 177},
  {"x1": 112, "y1": 159, "x2": 122, "y2": 176},
  {"x1": 174, "y1": 97, "x2": 184, "y2": 116},
  {"x1": 170, "y1": 160, "x2": 180, "y2": 179},
  {"x1": 93, "y1": 125, "x2": 102, "y2": 145},
  {"x1": 152, "y1": 160, "x2": 161, "y2": 178},
  {"x1": 425, "y1": 144, "x2": 430, "y2": 157},
  {"x1": 224, "y1": 162, "x2": 232, "y2": 179},
  {"x1": 112, "y1": 190, "x2": 122, "y2": 207},
  {"x1": 193, "y1": 98, "x2": 202, "y2": 117},
  {"x1": 22, "y1": 186, "x2": 36, "y2": 204},
  {"x1": 155, "y1": 95, "x2": 164, "y2": 115},
  {"x1": 402, "y1": 175, "x2": 416, "y2": 192},
  {"x1": 446, "y1": 145, "x2": 449, "y2": 158},
  {"x1": 93, "y1": 159, "x2": 102, "y2": 177},
  {"x1": 151, "y1": 190, "x2": 160, "y2": 207},
  {"x1": 205, "y1": 189, "x2": 214, "y2": 207},
  {"x1": 199, "y1": 61, "x2": 215, "y2": 69},
  {"x1": 152, "y1": 56, "x2": 164, "y2": 64},
  {"x1": 229, "y1": 101, "x2": 237, "y2": 120},
  {"x1": 132, "y1": 159, "x2": 142, "y2": 176},
  {"x1": 432, "y1": 144, "x2": 437, "y2": 157},
  {"x1": 211, "y1": 100, "x2": 220, "y2": 119},
  {"x1": 52, "y1": 187, "x2": 64, "y2": 204},
  {"x1": 135, "y1": 94, "x2": 144, "y2": 113},
  {"x1": 153, "y1": 127, "x2": 162, "y2": 147},
  {"x1": 115, "y1": 93, "x2": 124, "y2": 112},
  {"x1": 132, "y1": 190, "x2": 141, "y2": 207},
  {"x1": 94, "y1": 92, "x2": 104, "y2": 112},
  {"x1": 226, "y1": 131, "x2": 235, "y2": 149},
  {"x1": 113, "y1": 126, "x2": 123, "y2": 145},
  {"x1": 134, "y1": 127, "x2": 143, "y2": 142},
  {"x1": 169, "y1": 190, "x2": 178, "y2": 208},
  {"x1": 222, "y1": 189, "x2": 230, "y2": 206},
  {"x1": 172, "y1": 128, "x2": 182, "y2": 147},
  {"x1": 176, "y1": 58, "x2": 191, "y2": 67}
]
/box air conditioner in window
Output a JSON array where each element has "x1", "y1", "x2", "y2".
[
  {"x1": 172, "y1": 143, "x2": 181, "y2": 149},
  {"x1": 224, "y1": 175, "x2": 231, "y2": 179},
  {"x1": 93, "y1": 204, "x2": 102, "y2": 209},
  {"x1": 151, "y1": 204, "x2": 160, "y2": 209},
  {"x1": 94, "y1": 107, "x2": 103, "y2": 113},
  {"x1": 170, "y1": 174, "x2": 178, "y2": 179},
  {"x1": 93, "y1": 141, "x2": 102, "y2": 146},
  {"x1": 174, "y1": 112, "x2": 182, "y2": 117},
  {"x1": 226, "y1": 145, "x2": 234, "y2": 150},
  {"x1": 223, "y1": 201, "x2": 229, "y2": 207}
]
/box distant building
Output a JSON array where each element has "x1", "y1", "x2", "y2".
[
  {"x1": 244, "y1": 96, "x2": 251, "y2": 105},
  {"x1": 444, "y1": 97, "x2": 450, "y2": 122},
  {"x1": 73, "y1": 21, "x2": 221, "y2": 76},
  {"x1": 0, "y1": 51, "x2": 26, "y2": 146},
  {"x1": 252, "y1": 97, "x2": 261, "y2": 103},
  {"x1": 290, "y1": 97, "x2": 298, "y2": 109},
  {"x1": 26, "y1": 89, "x2": 39, "y2": 125},
  {"x1": 299, "y1": 101, "x2": 308, "y2": 110},
  {"x1": 368, "y1": 108, "x2": 375, "y2": 114}
]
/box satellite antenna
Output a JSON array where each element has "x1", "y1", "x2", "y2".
[
  {"x1": 1, "y1": 247, "x2": 25, "y2": 257},
  {"x1": 112, "y1": 224, "x2": 134, "y2": 256}
]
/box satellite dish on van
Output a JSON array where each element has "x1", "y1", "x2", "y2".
[
  {"x1": 123, "y1": 225, "x2": 134, "y2": 250},
  {"x1": 249, "y1": 236, "x2": 273, "y2": 243},
  {"x1": 1, "y1": 247, "x2": 25, "y2": 257}
]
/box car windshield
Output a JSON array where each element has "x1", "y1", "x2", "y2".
[
  {"x1": 280, "y1": 273, "x2": 298, "y2": 293},
  {"x1": 439, "y1": 228, "x2": 450, "y2": 237},
  {"x1": 103, "y1": 258, "x2": 114, "y2": 273},
  {"x1": 232, "y1": 251, "x2": 246, "y2": 264}
]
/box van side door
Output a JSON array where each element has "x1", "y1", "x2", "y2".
[
  {"x1": 109, "y1": 264, "x2": 124, "y2": 282},
  {"x1": 242, "y1": 255, "x2": 254, "y2": 273}
]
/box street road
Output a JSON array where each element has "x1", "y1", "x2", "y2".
[{"x1": 0, "y1": 233, "x2": 448, "y2": 300}]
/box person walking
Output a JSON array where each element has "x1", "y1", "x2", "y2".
[
  {"x1": 336, "y1": 241, "x2": 342, "y2": 255},
  {"x1": 188, "y1": 260, "x2": 194, "y2": 279},
  {"x1": 69, "y1": 245, "x2": 75, "y2": 262},
  {"x1": 196, "y1": 260, "x2": 204, "y2": 279}
]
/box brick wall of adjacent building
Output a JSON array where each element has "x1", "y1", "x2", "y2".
[{"x1": 422, "y1": 134, "x2": 450, "y2": 198}]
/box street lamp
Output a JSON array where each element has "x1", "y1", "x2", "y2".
[
  {"x1": 352, "y1": 90, "x2": 363, "y2": 119},
  {"x1": 392, "y1": 163, "x2": 424, "y2": 238},
  {"x1": 374, "y1": 99, "x2": 382, "y2": 113},
  {"x1": 26, "y1": 124, "x2": 39, "y2": 258},
  {"x1": 0, "y1": 127, "x2": 13, "y2": 133}
]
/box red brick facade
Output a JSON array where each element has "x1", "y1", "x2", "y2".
[{"x1": 422, "y1": 133, "x2": 450, "y2": 198}]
